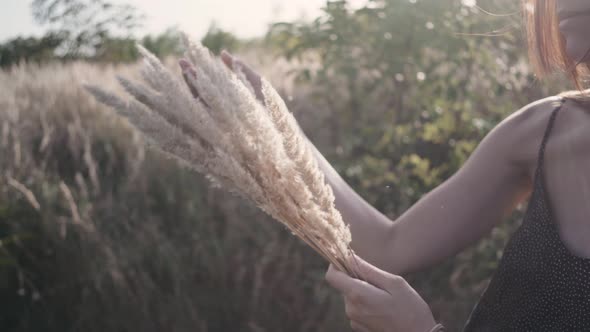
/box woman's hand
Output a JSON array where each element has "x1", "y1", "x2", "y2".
[
  {"x1": 326, "y1": 256, "x2": 437, "y2": 332},
  {"x1": 179, "y1": 50, "x2": 265, "y2": 105}
]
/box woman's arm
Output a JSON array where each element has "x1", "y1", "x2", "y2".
[
  {"x1": 314, "y1": 98, "x2": 554, "y2": 275},
  {"x1": 189, "y1": 51, "x2": 553, "y2": 275}
]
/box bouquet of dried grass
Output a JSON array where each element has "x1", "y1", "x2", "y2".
[{"x1": 86, "y1": 35, "x2": 359, "y2": 277}]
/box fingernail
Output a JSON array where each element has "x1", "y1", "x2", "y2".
[
  {"x1": 179, "y1": 59, "x2": 191, "y2": 71},
  {"x1": 179, "y1": 60, "x2": 196, "y2": 78}
]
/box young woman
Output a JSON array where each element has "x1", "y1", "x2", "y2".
[
  {"x1": 182, "y1": 0, "x2": 590, "y2": 330},
  {"x1": 323, "y1": 0, "x2": 590, "y2": 330}
]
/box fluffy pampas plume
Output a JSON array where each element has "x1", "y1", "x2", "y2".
[{"x1": 85, "y1": 34, "x2": 359, "y2": 277}]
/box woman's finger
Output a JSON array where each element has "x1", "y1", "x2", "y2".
[
  {"x1": 220, "y1": 50, "x2": 265, "y2": 102},
  {"x1": 351, "y1": 254, "x2": 406, "y2": 293},
  {"x1": 220, "y1": 51, "x2": 234, "y2": 70},
  {"x1": 179, "y1": 59, "x2": 209, "y2": 107},
  {"x1": 344, "y1": 297, "x2": 360, "y2": 320},
  {"x1": 325, "y1": 265, "x2": 366, "y2": 296},
  {"x1": 179, "y1": 60, "x2": 200, "y2": 97}
]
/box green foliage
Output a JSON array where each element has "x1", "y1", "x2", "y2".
[
  {"x1": 0, "y1": 34, "x2": 62, "y2": 68},
  {"x1": 93, "y1": 37, "x2": 139, "y2": 63},
  {"x1": 0, "y1": 18, "x2": 183, "y2": 67},
  {"x1": 31, "y1": 0, "x2": 144, "y2": 58},
  {"x1": 0, "y1": 0, "x2": 145, "y2": 67},
  {"x1": 142, "y1": 28, "x2": 184, "y2": 58},
  {"x1": 92, "y1": 29, "x2": 184, "y2": 63},
  {"x1": 269, "y1": 0, "x2": 533, "y2": 209},
  {"x1": 201, "y1": 24, "x2": 240, "y2": 55}
]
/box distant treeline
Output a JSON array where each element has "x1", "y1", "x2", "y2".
[{"x1": 1, "y1": 0, "x2": 241, "y2": 68}]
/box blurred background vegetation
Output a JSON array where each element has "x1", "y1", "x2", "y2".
[{"x1": 0, "y1": 0, "x2": 570, "y2": 331}]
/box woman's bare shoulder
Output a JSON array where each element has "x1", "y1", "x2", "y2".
[
  {"x1": 489, "y1": 96, "x2": 564, "y2": 171},
  {"x1": 503, "y1": 96, "x2": 564, "y2": 132}
]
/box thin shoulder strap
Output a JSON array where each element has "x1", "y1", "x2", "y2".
[{"x1": 536, "y1": 98, "x2": 565, "y2": 176}]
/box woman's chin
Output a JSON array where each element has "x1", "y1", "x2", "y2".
[{"x1": 565, "y1": 42, "x2": 590, "y2": 65}]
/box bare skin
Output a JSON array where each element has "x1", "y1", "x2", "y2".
[
  {"x1": 558, "y1": 0, "x2": 590, "y2": 63},
  {"x1": 181, "y1": 1, "x2": 590, "y2": 327}
]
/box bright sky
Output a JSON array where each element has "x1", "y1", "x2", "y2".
[{"x1": 0, "y1": 0, "x2": 366, "y2": 42}]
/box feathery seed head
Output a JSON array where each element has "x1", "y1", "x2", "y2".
[{"x1": 88, "y1": 34, "x2": 358, "y2": 278}]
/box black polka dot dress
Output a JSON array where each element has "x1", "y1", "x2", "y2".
[{"x1": 464, "y1": 100, "x2": 590, "y2": 331}]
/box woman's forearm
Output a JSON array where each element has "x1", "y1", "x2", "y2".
[
  {"x1": 309, "y1": 140, "x2": 523, "y2": 277},
  {"x1": 310, "y1": 143, "x2": 464, "y2": 276},
  {"x1": 305, "y1": 135, "x2": 476, "y2": 276},
  {"x1": 309, "y1": 143, "x2": 401, "y2": 271}
]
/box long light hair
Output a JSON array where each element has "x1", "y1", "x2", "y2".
[{"x1": 523, "y1": 0, "x2": 590, "y2": 100}]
